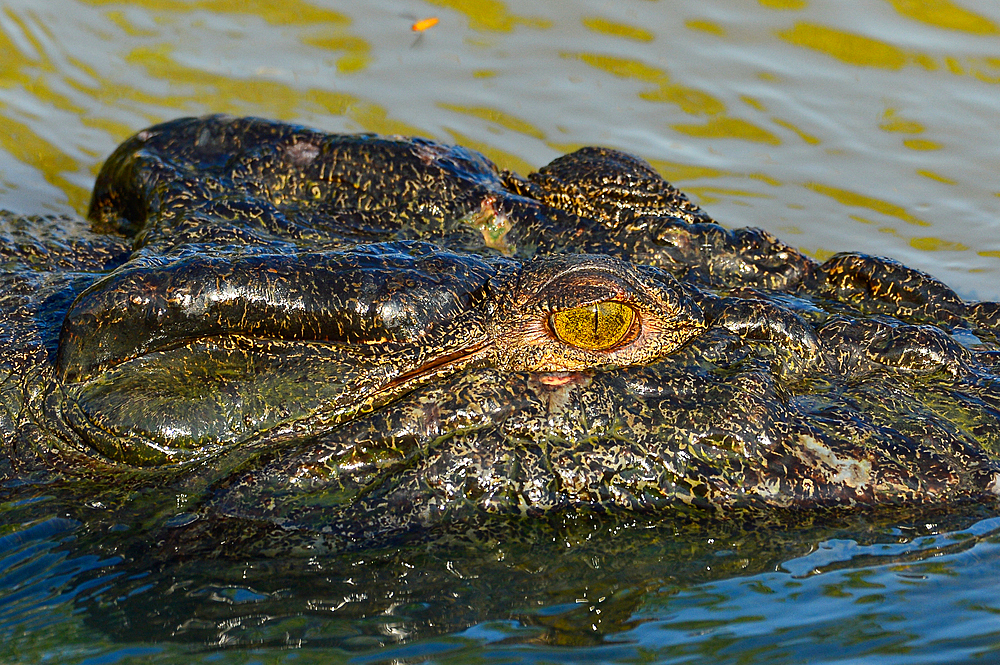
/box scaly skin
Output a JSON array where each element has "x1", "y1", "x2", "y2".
[{"x1": 3, "y1": 115, "x2": 1000, "y2": 554}]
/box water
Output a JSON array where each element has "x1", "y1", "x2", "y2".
[{"x1": 2, "y1": 0, "x2": 1000, "y2": 662}]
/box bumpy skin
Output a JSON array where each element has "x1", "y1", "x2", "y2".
[{"x1": 4, "y1": 115, "x2": 1000, "y2": 552}]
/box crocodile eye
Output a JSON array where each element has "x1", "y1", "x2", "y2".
[{"x1": 549, "y1": 301, "x2": 636, "y2": 352}]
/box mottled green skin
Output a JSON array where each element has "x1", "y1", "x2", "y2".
[{"x1": 4, "y1": 115, "x2": 1000, "y2": 554}]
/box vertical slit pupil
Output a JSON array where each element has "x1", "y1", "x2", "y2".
[{"x1": 549, "y1": 301, "x2": 636, "y2": 352}]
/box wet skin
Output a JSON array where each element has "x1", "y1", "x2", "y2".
[{"x1": 4, "y1": 115, "x2": 1000, "y2": 551}]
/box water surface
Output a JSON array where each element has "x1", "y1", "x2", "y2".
[{"x1": 3, "y1": 0, "x2": 1000, "y2": 662}]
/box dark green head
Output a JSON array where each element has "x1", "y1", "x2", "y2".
[{"x1": 7, "y1": 115, "x2": 998, "y2": 550}]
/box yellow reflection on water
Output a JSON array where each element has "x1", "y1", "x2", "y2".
[
  {"x1": 566, "y1": 52, "x2": 725, "y2": 115},
  {"x1": 673, "y1": 117, "x2": 782, "y2": 145},
  {"x1": 806, "y1": 183, "x2": 930, "y2": 227},
  {"x1": 682, "y1": 186, "x2": 773, "y2": 206},
  {"x1": 81, "y1": 0, "x2": 350, "y2": 27},
  {"x1": 61, "y1": 0, "x2": 399, "y2": 138},
  {"x1": 903, "y1": 138, "x2": 941, "y2": 151},
  {"x1": 569, "y1": 52, "x2": 663, "y2": 83},
  {"x1": 1, "y1": 8, "x2": 43, "y2": 88},
  {"x1": 779, "y1": 22, "x2": 909, "y2": 69},
  {"x1": 80, "y1": 27, "x2": 421, "y2": 139},
  {"x1": 917, "y1": 170, "x2": 957, "y2": 185},
  {"x1": 647, "y1": 160, "x2": 727, "y2": 183},
  {"x1": 442, "y1": 128, "x2": 534, "y2": 175},
  {"x1": 779, "y1": 16, "x2": 1000, "y2": 82},
  {"x1": 122, "y1": 43, "x2": 347, "y2": 117},
  {"x1": 566, "y1": 51, "x2": 784, "y2": 145},
  {"x1": 0, "y1": 115, "x2": 88, "y2": 211},
  {"x1": 879, "y1": 109, "x2": 924, "y2": 134},
  {"x1": 437, "y1": 103, "x2": 545, "y2": 140},
  {"x1": 750, "y1": 173, "x2": 783, "y2": 187},
  {"x1": 878, "y1": 109, "x2": 943, "y2": 151},
  {"x1": 301, "y1": 35, "x2": 371, "y2": 74},
  {"x1": 95, "y1": 0, "x2": 369, "y2": 75},
  {"x1": 347, "y1": 103, "x2": 426, "y2": 138},
  {"x1": 759, "y1": 0, "x2": 808, "y2": 9},
  {"x1": 685, "y1": 19, "x2": 726, "y2": 37},
  {"x1": 802, "y1": 247, "x2": 837, "y2": 262},
  {"x1": 424, "y1": 0, "x2": 550, "y2": 32},
  {"x1": 969, "y1": 58, "x2": 1000, "y2": 83},
  {"x1": 772, "y1": 118, "x2": 820, "y2": 145},
  {"x1": 886, "y1": 0, "x2": 998, "y2": 35},
  {"x1": 583, "y1": 17, "x2": 654, "y2": 42},
  {"x1": 0, "y1": 9, "x2": 93, "y2": 209},
  {"x1": 97, "y1": 40, "x2": 421, "y2": 139},
  {"x1": 105, "y1": 10, "x2": 156, "y2": 38},
  {"x1": 911, "y1": 236, "x2": 969, "y2": 251},
  {"x1": 640, "y1": 84, "x2": 726, "y2": 116}
]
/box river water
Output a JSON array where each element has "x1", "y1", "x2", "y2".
[{"x1": 2, "y1": 0, "x2": 1000, "y2": 663}]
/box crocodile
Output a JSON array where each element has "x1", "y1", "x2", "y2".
[{"x1": 3, "y1": 114, "x2": 1000, "y2": 554}]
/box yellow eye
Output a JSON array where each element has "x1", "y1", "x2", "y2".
[{"x1": 550, "y1": 301, "x2": 636, "y2": 352}]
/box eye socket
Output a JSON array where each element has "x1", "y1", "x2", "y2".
[{"x1": 549, "y1": 301, "x2": 636, "y2": 352}]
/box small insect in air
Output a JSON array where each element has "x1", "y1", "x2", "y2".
[
  {"x1": 409, "y1": 16, "x2": 439, "y2": 47},
  {"x1": 411, "y1": 17, "x2": 439, "y2": 32}
]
